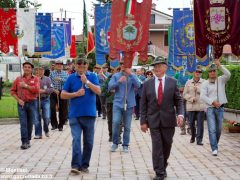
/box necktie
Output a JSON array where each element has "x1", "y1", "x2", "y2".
[{"x1": 158, "y1": 79, "x2": 163, "y2": 105}]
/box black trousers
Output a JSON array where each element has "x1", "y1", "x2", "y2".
[
  {"x1": 135, "y1": 94, "x2": 141, "y2": 119},
  {"x1": 100, "y1": 95, "x2": 107, "y2": 118},
  {"x1": 96, "y1": 95, "x2": 102, "y2": 116},
  {"x1": 50, "y1": 91, "x2": 68, "y2": 129},
  {"x1": 150, "y1": 127, "x2": 175, "y2": 176}
]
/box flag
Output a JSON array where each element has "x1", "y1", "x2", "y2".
[
  {"x1": 55, "y1": 19, "x2": 72, "y2": 47},
  {"x1": 194, "y1": 0, "x2": 240, "y2": 59},
  {"x1": 95, "y1": 3, "x2": 112, "y2": 66},
  {"x1": 70, "y1": 35, "x2": 77, "y2": 58},
  {"x1": 17, "y1": 8, "x2": 36, "y2": 56},
  {"x1": 43, "y1": 23, "x2": 65, "y2": 59},
  {"x1": 109, "y1": 0, "x2": 152, "y2": 68},
  {"x1": 0, "y1": 8, "x2": 18, "y2": 55},
  {"x1": 35, "y1": 13, "x2": 52, "y2": 54},
  {"x1": 84, "y1": 0, "x2": 95, "y2": 56}
]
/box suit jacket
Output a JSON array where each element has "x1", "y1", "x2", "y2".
[{"x1": 140, "y1": 76, "x2": 184, "y2": 128}]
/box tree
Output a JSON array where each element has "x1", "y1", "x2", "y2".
[
  {"x1": 96, "y1": 0, "x2": 112, "y2": 4},
  {"x1": 0, "y1": 0, "x2": 41, "y2": 8}
]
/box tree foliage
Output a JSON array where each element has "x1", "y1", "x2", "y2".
[
  {"x1": 0, "y1": 0, "x2": 41, "y2": 8},
  {"x1": 96, "y1": 0, "x2": 112, "y2": 4}
]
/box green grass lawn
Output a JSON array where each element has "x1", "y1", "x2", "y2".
[{"x1": 0, "y1": 94, "x2": 18, "y2": 119}]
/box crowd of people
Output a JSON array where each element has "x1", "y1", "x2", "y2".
[{"x1": 10, "y1": 56, "x2": 230, "y2": 180}]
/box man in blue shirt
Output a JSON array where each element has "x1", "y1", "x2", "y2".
[
  {"x1": 61, "y1": 59, "x2": 101, "y2": 175},
  {"x1": 108, "y1": 61, "x2": 140, "y2": 153}
]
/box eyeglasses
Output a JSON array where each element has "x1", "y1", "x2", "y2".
[
  {"x1": 55, "y1": 63, "x2": 63, "y2": 65},
  {"x1": 195, "y1": 71, "x2": 202, "y2": 73},
  {"x1": 209, "y1": 70, "x2": 216, "y2": 73}
]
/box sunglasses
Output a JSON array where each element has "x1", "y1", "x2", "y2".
[
  {"x1": 195, "y1": 71, "x2": 202, "y2": 73},
  {"x1": 209, "y1": 70, "x2": 216, "y2": 73},
  {"x1": 77, "y1": 62, "x2": 87, "y2": 65},
  {"x1": 55, "y1": 63, "x2": 63, "y2": 65}
]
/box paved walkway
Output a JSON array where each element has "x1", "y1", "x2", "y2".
[{"x1": 0, "y1": 118, "x2": 239, "y2": 180}]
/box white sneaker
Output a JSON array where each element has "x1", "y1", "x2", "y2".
[{"x1": 212, "y1": 150, "x2": 218, "y2": 156}]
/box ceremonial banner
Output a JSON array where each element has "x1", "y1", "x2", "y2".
[
  {"x1": 167, "y1": 24, "x2": 175, "y2": 77},
  {"x1": 35, "y1": 13, "x2": 52, "y2": 54},
  {"x1": 96, "y1": 54, "x2": 107, "y2": 67},
  {"x1": 84, "y1": 0, "x2": 95, "y2": 56},
  {"x1": 194, "y1": 0, "x2": 240, "y2": 59},
  {"x1": 95, "y1": 4, "x2": 111, "y2": 54},
  {"x1": 70, "y1": 35, "x2": 76, "y2": 58},
  {"x1": 0, "y1": 8, "x2": 18, "y2": 55},
  {"x1": 17, "y1": 8, "x2": 35, "y2": 56},
  {"x1": 110, "y1": 59, "x2": 120, "y2": 69},
  {"x1": 109, "y1": 0, "x2": 152, "y2": 68},
  {"x1": 55, "y1": 19, "x2": 72, "y2": 47},
  {"x1": 43, "y1": 23, "x2": 65, "y2": 59}
]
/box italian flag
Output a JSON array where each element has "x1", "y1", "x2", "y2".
[
  {"x1": 126, "y1": 0, "x2": 136, "y2": 16},
  {"x1": 83, "y1": 0, "x2": 95, "y2": 56}
]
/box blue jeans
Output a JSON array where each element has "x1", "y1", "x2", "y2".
[
  {"x1": 36, "y1": 97, "x2": 50, "y2": 135},
  {"x1": 188, "y1": 111, "x2": 204, "y2": 143},
  {"x1": 69, "y1": 117, "x2": 95, "y2": 169},
  {"x1": 112, "y1": 106, "x2": 133, "y2": 147},
  {"x1": 18, "y1": 100, "x2": 38, "y2": 144},
  {"x1": 206, "y1": 107, "x2": 224, "y2": 151}
]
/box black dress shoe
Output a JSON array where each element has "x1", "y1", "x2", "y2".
[
  {"x1": 20, "y1": 143, "x2": 29, "y2": 150},
  {"x1": 59, "y1": 128, "x2": 63, "y2": 131},
  {"x1": 153, "y1": 175, "x2": 164, "y2": 180},
  {"x1": 197, "y1": 142, "x2": 204, "y2": 145},
  {"x1": 164, "y1": 170, "x2": 167, "y2": 177},
  {"x1": 190, "y1": 139, "x2": 195, "y2": 143},
  {"x1": 51, "y1": 126, "x2": 57, "y2": 130}
]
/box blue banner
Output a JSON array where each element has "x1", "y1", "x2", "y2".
[
  {"x1": 96, "y1": 53, "x2": 107, "y2": 67},
  {"x1": 95, "y1": 3, "x2": 112, "y2": 66},
  {"x1": 35, "y1": 13, "x2": 52, "y2": 54},
  {"x1": 171, "y1": 8, "x2": 209, "y2": 74},
  {"x1": 110, "y1": 59, "x2": 120, "y2": 69},
  {"x1": 55, "y1": 19, "x2": 72, "y2": 47},
  {"x1": 167, "y1": 25, "x2": 175, "y2": 77},
  {"x1": 43, "y1": 23, "x2": 65, "y2": 59}
]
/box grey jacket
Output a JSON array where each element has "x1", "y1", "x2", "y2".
[
  {"x1": 140, "y1": 76, "x2": 184, "y2": 128},
  {"x1": 200, "y1": 65, "x2": 231, "y2": 107}
]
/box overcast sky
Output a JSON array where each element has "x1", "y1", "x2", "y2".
[{"x1": 37, "y1": 0, "x2": 191, "y2": 35}]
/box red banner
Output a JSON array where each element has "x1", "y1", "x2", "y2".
[
  {"x1": 0, "y1": 8, "x2": 18, "y2": 55},
  {"x1": 109, "y1": 0, "x2": 152, "y2": 68},
  {"x1": 194, "y1": 0, "x2": 240, "y2": 59},
  {"x1": 70, "y1": 35, "x2": 77, "y2": 58}
]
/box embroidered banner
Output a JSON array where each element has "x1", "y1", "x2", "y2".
[
  {"x1": 35, "y1": 13, "x2": 52, "y2": 54},
  {"x1": 194, "y1": 0, "x2": 240, "y2": 59},
  {"x1": 55, "y1": 19, "x2": 72, "y2": 47},
  {"x1": 110, "y1": 59, "x2": 120, "y2": 69},
  {"x1": 0, "y1": 8, "x2": 18, "y2": 55},
  {"x1": 17, "y1": 8, "x2": 35, "y2": 56},
  {"x1": 109, "y1": 0, "x2": 152, "y2": 68},
  {"x1": 70, "y1": 35, "x2": 76, "y2": 58},
  {"x1": 43, "y1": 23, "x2": 65, "y2": 59}
]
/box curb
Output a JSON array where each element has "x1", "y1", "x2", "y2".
[{"x1": 0, "y1": 118, "x2": 19, "y2": 125}]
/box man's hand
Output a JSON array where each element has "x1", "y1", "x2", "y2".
[
  {"x1": 141, "y1": 123, "x2": 149, "y2": 133},
  {"x1": 18, "y1": 99, "x2": 25, "y2": 107},
  {"x1": 214, "y1": 59, "x2": 221, "y2": 67},
  {"x1": 74, "y1": 88, "x2": 85, "y2": 97},
  {"x1": 212, "y1": 101, "x2": 221, "y2": 108},
  {"x1": 54, "y1": 77, "x2": 61, "y2": 81},
  {"x1": 118, "y1": 76, "x2": 127, "y2": 83},
  {"x1": 177, "y1": 116, "x2": 184, "y2": 127},
  {"x1": 54, "y1": 89, "x2": 60, "y2": 95},
  {"x1": 19, "y1": 82, "x2": 27, "y2": 88},
  {"x1": 80, "y1": 74, "x2": 87, "y2": 83}
]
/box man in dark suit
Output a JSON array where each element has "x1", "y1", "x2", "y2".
[{"x1": 140, "y1": 56, "x2": 184, "y2": 180}]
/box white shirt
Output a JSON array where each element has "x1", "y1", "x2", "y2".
[{"x1": 154, "y1": 74, "x2": 165, "y2": 98}]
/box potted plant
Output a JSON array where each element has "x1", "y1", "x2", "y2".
[{"x1": 226, "y1": 120, "x2": 240, "y2": 133}]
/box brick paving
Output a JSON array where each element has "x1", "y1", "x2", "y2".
[{"x1": 0, "y1": 118, "x2": 239, "y2": 180}]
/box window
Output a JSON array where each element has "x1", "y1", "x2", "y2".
[
  {"x1": 150, "y1": 14, "x2": 155, "y2": 24},
  {"x1": 9, "y1": 64, "x2": 21, "y2": 72},
  {"x1": 164, "y1": 33, "x2": 168, "y2": 46}
]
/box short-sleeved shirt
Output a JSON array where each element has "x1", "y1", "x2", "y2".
[{"x1": 63, "y1": 71, "x2": 100, "y2": 118}]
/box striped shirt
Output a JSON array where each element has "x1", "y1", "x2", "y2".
[{"x1": 50, "y1": 70, "x2": 68, "y2": 90}]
